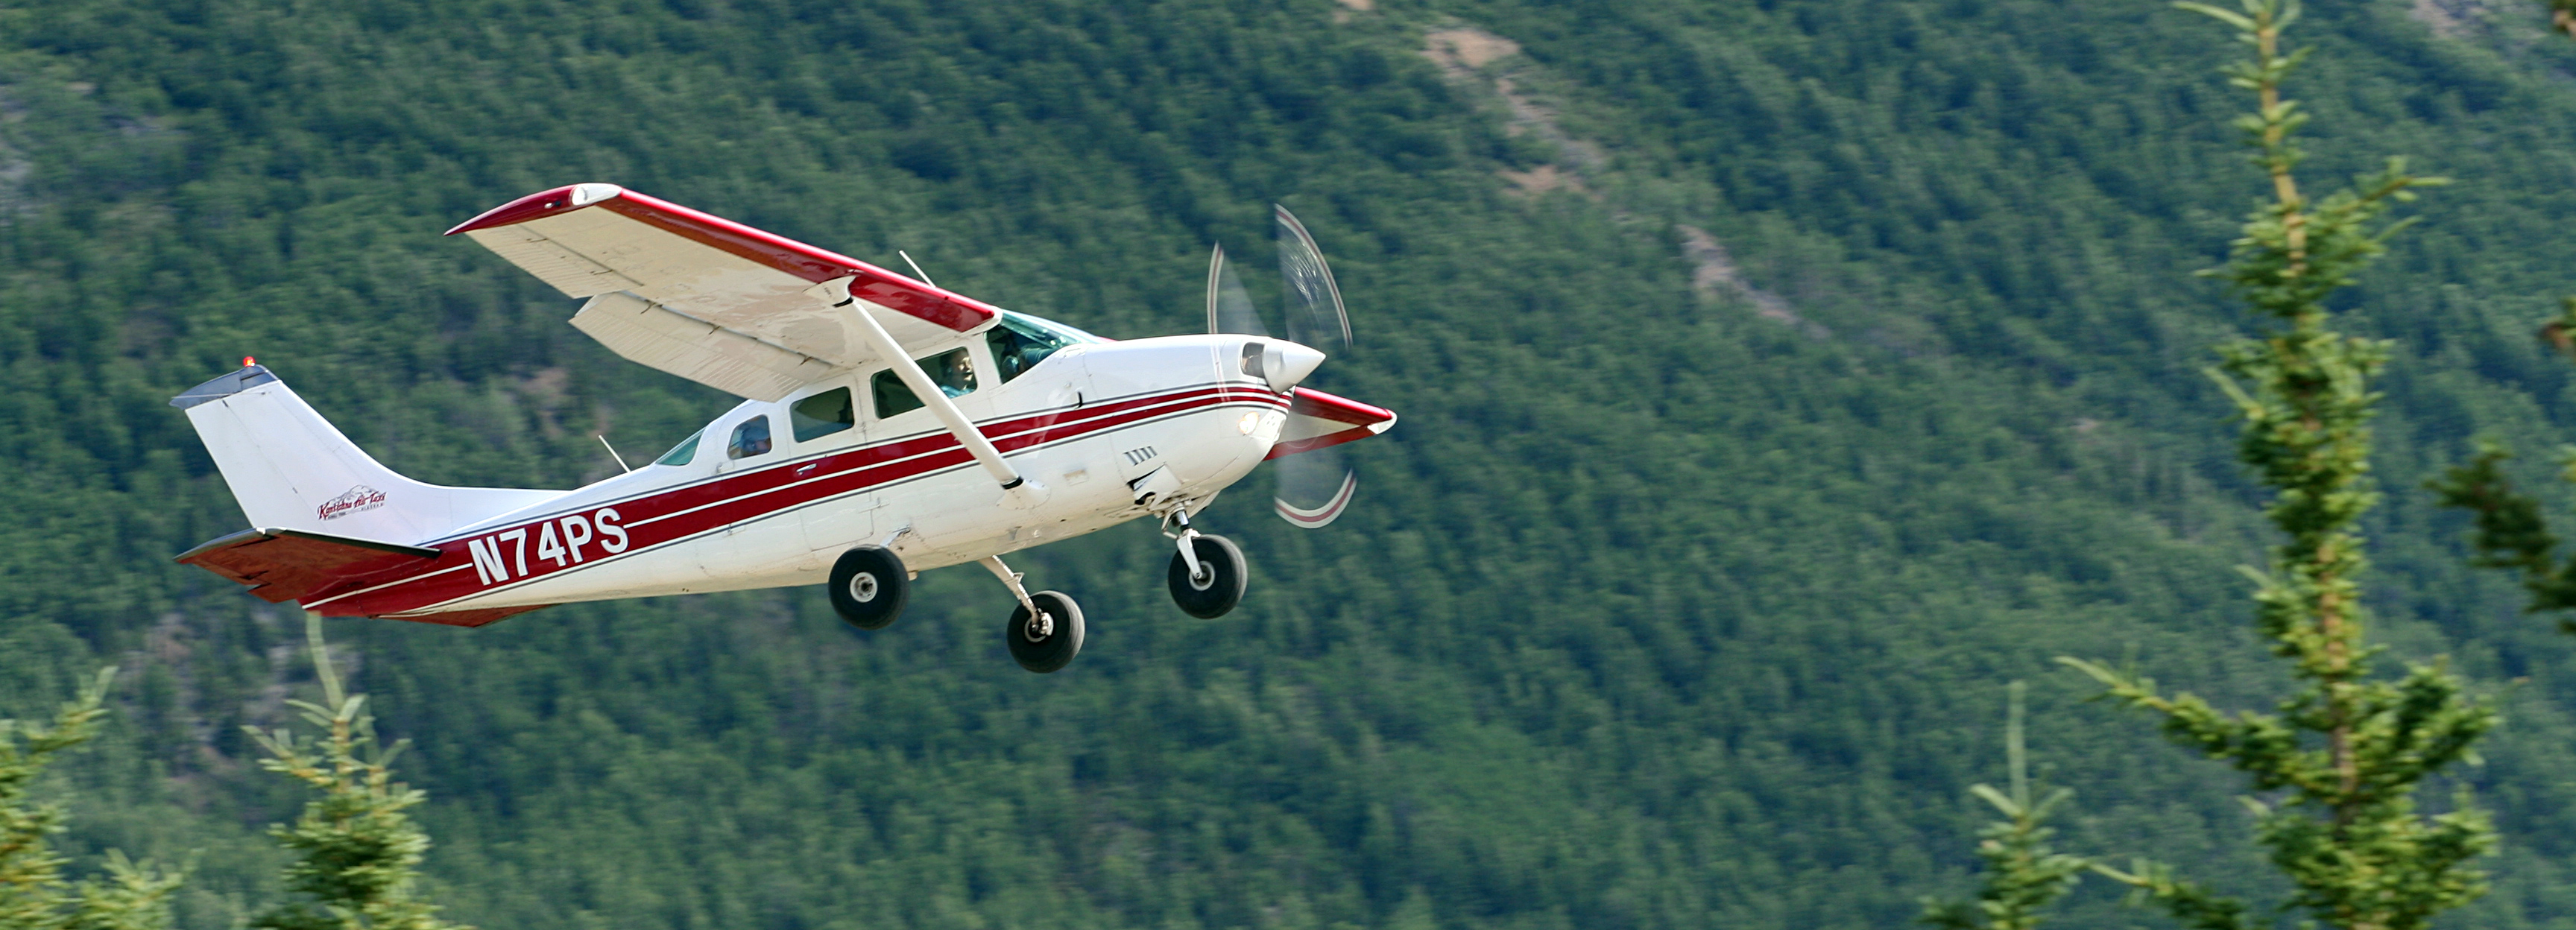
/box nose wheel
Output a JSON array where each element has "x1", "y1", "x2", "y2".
[{"x1": 1164, "y1": 510, "x2": 1248, "y2": 618}]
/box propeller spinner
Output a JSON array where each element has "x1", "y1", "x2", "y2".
[{"x1": 1204, "y1": 205, "x2": 1360, "y2": 529}]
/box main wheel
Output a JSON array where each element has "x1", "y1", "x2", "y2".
[
  {"x1": 1167, "y1": 534, "x2": 1248, "y2": 619},
  {"x1": 829, "y1": 545, "x2": 909, "y2": 630},
  {"x1": 1006, "y1": 591, "x2": 1085, "y2": 673}
]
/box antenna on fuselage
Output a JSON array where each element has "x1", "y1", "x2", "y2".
[
  {"x1": 898, "y1": 250, "x2": 938, "y2": 289},
  {"x1": 596, "y1": 434, "x2": 631, "y2": 473}
]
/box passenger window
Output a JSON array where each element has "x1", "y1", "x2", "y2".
[
  {"x1": 654, "y1": 430, "x2": 702, "y2": 466},
  {"x1": 727, "y1": 416, "x2": 773, "y2": 459},
  {"x1": 790, "y1": 388, "x2": 854, "y2": 443},
  {"x1": 871, "y1": 348, "x2": 978, "y2": 418},
  {"x1": 985, "y1": 314, "x2": 1073, "y2": 383}
]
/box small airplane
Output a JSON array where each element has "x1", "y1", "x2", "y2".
[{"x1": 168, "y1": 184, "x2": 1394, "y2": 672}]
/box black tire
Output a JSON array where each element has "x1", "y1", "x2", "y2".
[
  {"x1": 828, "y1": 545, "x2": 909, "y2": 630},
  {"x1": 1167, "y1": 534, "x2": 1248, "y2": 619},
  {"x1": 1006, "y1": 591, "x2": 1085, "y2": 673}
]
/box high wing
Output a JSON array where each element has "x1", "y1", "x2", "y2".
[{"x1": 447, "y1": 184, "x2": 1000, "y2": 401}]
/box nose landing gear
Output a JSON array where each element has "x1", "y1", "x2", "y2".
[{"x1": 1162, "y1": 510, "x2": 1247, "y2": 619}]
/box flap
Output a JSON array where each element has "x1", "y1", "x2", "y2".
[
  {"x1": 449, "y1": 184, "x2": 1000, "y2": 398},
  {"x1": 175, "y1": 528, "x2": 441, "y2": 604},
  {"x1": 570, "y1": 292, "x2": 846, "y2": 402}
]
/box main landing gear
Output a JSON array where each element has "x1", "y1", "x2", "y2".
[
  {"x1": 829, "y1": 545, "x2": 909, "y2": 630},
  {"x1": 1163, "y1": 510, "x2": 1247, "y2": 619},
  {"x1": 827, "y1": 541, "x2": 1087, "y2": 674},
  {"x1": 985, "y1": 556, "x2": 1084, "y2": 674}
]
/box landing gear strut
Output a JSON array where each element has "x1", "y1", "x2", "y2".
[
  {"x1": 1164, "y1": 510, "x2": 1247, "y2": 619},
  {"x1": 984, "y1": 556, "x2": 1085, "y2": 673}
]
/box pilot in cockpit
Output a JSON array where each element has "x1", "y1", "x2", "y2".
[{"x1": 937, "y1": 349, "x2": 978, "y2": 396}]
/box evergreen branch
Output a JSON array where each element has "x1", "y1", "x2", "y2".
[
  {"x1": 2428, "y1": 440, "x2": 2576, "y2": 619},
  {"x1": 248, "y1": 615, "x2": 467, "y2": 930},
  {"x1": 0, "y1": 668, "x2": 177, "y2": 930},
  {"x1": 2090, "y1": 858, "x2": 2255, "y2": 930},
  {"x1": 1922, "y1": 683, "x2": 2089, "y2": 930},
  {"x1": 65, "y1": 852, "x2": 180, "y2": 930}
]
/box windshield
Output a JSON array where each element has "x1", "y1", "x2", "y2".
[
  {"x1": 654, "y1": 430, "x2": 702, "y2": 466},
  {"x1": 987, "y1": 311, "x2": 1104, "y2": 384},
  {"x1": 1001, "y1": 310, "x2": 1105, "y2": 344}
]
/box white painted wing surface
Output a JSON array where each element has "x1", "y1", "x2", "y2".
[{"x1": 448, "y1": 183, "x2": 1001, "y2": 401}]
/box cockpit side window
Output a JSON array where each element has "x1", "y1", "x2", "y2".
[
  {"x1": 791, "y1": 388, "x2": 855, "y2": 443},
  {"x1": 872, "y1": 348, "x2": 978, "y2": 418},
  {"x1": 985, "y1": 314, "x2": 1076, "y2": 383},
  {"x1": 654, "y1": 430, "x2": 703, "y2": 466},
  {"x1": 727, "y1": 415, "x2": 774, "y2": 459}
]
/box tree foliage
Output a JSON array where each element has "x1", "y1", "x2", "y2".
[
  {"x1": 0, "y1": 669, "x2": 176, "y2": 930},
  {"x1": 243, "y1": 618, "x2": 461, "y2": 930},
  {"x1": 1921, "y1": 683, "x2": 2090, "y2": 930}
]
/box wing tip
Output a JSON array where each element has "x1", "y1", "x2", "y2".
[{"x1": 445, "y1": 183, "x2": 625, "y2": 235}]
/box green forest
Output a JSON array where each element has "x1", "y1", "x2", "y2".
[{"x1": 10, "y1": 0, "x2": 2576, "y2": 926}]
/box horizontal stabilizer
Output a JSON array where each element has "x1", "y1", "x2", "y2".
[{"x1": 175, "y1": 528, "x2": 440, "y2": 604}]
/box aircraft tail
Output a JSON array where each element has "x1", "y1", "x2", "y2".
[{"x1": 171, "y1": 364, "x2": 562, "y2": 544}]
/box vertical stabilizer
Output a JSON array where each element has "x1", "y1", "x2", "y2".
[{"x1": 172, "y1": 365, "x2": 562, "y2": 543}]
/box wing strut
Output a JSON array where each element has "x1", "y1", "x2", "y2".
[{"x1": 809, "y1": 276, "x2": 1042, "y2": 500}]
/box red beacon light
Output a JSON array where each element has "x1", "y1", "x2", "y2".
[{"x1": 242, "y1": 356, "x2": 256, "y2": 367}]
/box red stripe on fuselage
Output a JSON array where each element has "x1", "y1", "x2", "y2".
[{"x1": 303, "y1": 385, "x2": 1287, "y2": 617}]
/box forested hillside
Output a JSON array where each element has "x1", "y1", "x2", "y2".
[{"x1": 8, "y1": 0, "x2": 2576, "y2": 926}]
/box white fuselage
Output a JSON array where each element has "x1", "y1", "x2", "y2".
[{"x1": 306, "y1": 332, "x2": 1291, "y2": 619}]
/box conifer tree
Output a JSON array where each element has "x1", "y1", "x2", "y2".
[
  {"x1": 2048, "y1": 2, "x2": 2500, "y2": 929},
  {"x1": 1920, "y1": 683, "x2": 2090, "y2": 930},
  {"x1": 244, "y1": 616, "x2": 466, "y2": 930},
  {"x1": 0, "y1": 668, "x2": 179, "y2": 930}
]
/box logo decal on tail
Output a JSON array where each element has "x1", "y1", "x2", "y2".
[{"x1": 317, "y1": 485, "x2": 388, "y2": 521}]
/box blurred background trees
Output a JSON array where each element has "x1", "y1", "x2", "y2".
[{"x1": 10, "y1": 0, "x2": 2576, "y2": 926}]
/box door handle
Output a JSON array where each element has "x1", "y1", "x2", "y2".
[{"x1": 796, "y1": 463, "x2": 819, "y2": 477}]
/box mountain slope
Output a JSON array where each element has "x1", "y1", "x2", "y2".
[{"x1": 8, "y1": 1, "x2": 2576, "y2": 927}]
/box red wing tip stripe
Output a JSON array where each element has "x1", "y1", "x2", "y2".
[{"x1": 446, "y1": 184, "x2": 623, "y2": 235}]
